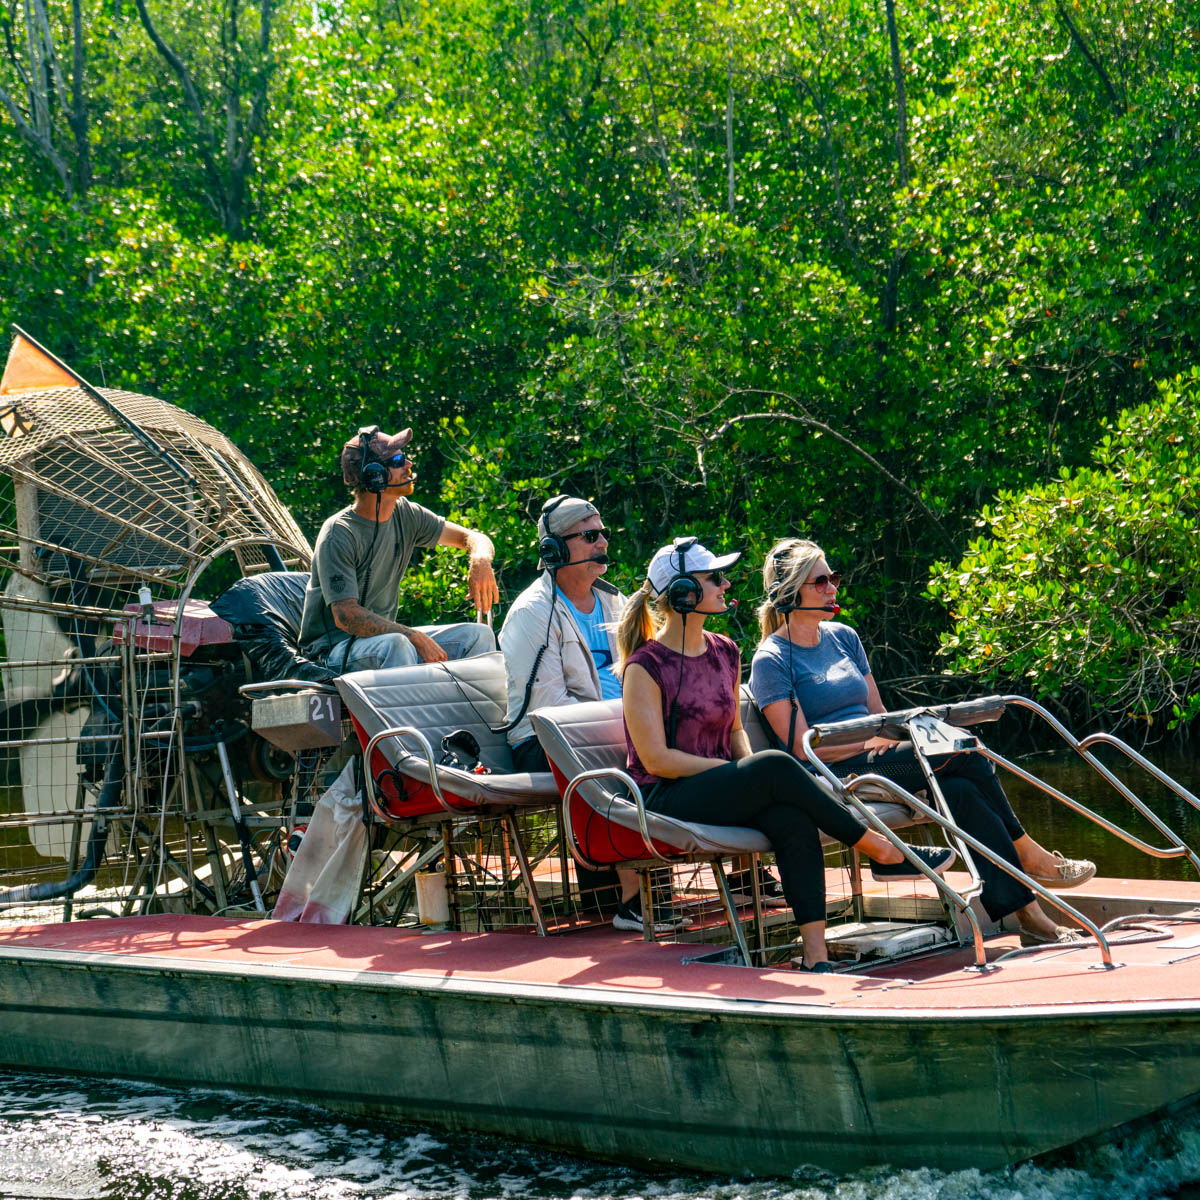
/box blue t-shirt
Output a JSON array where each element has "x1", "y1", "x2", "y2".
[
  {"x1": 559, "y1": 590, "x2": 623, "y2": 700},
  {"x1": 748, "y1": 622, "x2": 872, "y2": 727}
]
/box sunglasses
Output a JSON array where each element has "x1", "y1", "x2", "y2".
[
  {"x1": 383, "y1": 451, "x2": 409, "y2": 469},
  {"x1": 803, "y1": 572, "x2": 842, "y2": 589},
  {"x1": 564, "y1": 527, "x2": 610, "y2": 544},
  {"x1": 701, "y1": 571, "x2": 730, "y2": 586}
]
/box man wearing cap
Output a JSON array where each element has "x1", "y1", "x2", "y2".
[
  {"x1": 298, "y1": 426, "x2": 499, "y2": 672},
  {"x1": 499, "y1": 494, "x2": 623, "y2": 772}
]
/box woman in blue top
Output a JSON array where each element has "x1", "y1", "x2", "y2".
[{"x1": 749, "y1": 538, "x2": 1095, "y2": 947}]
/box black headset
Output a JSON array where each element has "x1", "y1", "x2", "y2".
[
  {"x1": 767, "y1": 548, "x2": 798, "y2": 614},
  {"x1": 357, "y1": 425, "x2": 390, "y2": 494},
  {"x1": 664, "y1": 537, "x2": 703, "y2": 613},
  {"x1": 537, "y1": 494, "x2": 573, "y2": 569}
]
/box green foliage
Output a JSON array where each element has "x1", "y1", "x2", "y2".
[
  {"x1": 4, "y1": 0, "x2": 1200, "y2": 725},
  {"x1": 928, "y1": 369, "x2": 1200, "y2": 731}
]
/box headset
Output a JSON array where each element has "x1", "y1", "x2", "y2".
[
  {"x1": 537, "y1": 494, "x2": 572, "y2": 569},
  {"x1": 357, "y1": 425, "x2": 390, "y2": 494},
  {"x1": 767, "y1": 548, "x2": 797, "y2": 615},
  {"x1": 664, "y1": 537, "x2": 703, "y2": 614}
]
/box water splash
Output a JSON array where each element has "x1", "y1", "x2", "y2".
[{"x1": 2, "y1": 1071, "x2": 1199, "y2": 1200}]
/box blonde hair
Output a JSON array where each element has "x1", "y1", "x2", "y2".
[
  {"x1": 616, "y1": 580, "x2": 667, "y2": 674},
  {"x1": 757, "y1": 538, "x2": 825, "y2": 641}
]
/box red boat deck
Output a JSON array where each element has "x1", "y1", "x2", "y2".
[{"x1": 4, "y1": 874, "x2": 1200, "y2": 1016}]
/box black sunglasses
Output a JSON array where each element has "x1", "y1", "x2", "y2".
[
  {"x1": 383, "y1": 450, "x2": 409, "y2": 468},
  {"x1": 701, "y1": 571, "x2": 730, "y2": 586},
  {"x1": 803, "y1": 572, "x2": 842, "y2": 589},
  {"x1": 564, "y1": 527, "x2": 610, "y2": 544}
]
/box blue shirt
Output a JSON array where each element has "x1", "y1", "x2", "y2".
[
  {"x1": 559, "y1": 590, "x2": 623, "y2": 700},
  {"x1": 748, "y1": 622, "x2": 872, "y2": 727}
]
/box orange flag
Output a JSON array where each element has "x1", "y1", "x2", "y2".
[{"x1": 0, "y1": 333, "x2": 78, "y2": 395}]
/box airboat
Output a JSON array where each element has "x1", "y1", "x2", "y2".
[{"x1": 2, "y1": 330, "x2": 1200, "y2": 1177}]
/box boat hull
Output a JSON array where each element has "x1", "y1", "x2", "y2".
[{"x1": 2, "y1": 937, "x2": 1199, "y2": 1175}]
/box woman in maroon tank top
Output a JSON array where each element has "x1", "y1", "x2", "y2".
[{"x1": 617, "y1": 536, "x2": 954, "y2": 972}]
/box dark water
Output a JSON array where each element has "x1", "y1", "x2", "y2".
[{"x1": 4, "y1": 749, "x2": 1200, "y2": 1199}]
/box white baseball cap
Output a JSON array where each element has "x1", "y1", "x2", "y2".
[{"x1": 647, "y1": 537, "x2": 741, "y2": 594}]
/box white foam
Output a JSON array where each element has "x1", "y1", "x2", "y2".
[{"x1": 2, "y1": 1071, "x2": 1200, "y2": 1200}]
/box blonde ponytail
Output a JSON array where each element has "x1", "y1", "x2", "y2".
[
  {"x1": 757, "y1": 538, "x2": 825, "y2": 641},
  {"x1": 616, "y1": 582, "x2": 663, "y2": 674}
]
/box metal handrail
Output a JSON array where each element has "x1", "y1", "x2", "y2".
[
  {"x1": 239, "y1": 679, "x2": 339, "y2": 696},
  {"x1": 808, "y1": 695, "x2": 1009, "y2": 750},
  {"x1": 843, "y1": 769, "x2": 1113, "y2": 967},
  {"x1": 803, "y1": 704, "x2": 1123, "y2": 968},
  {"x1": 996, "y1": 697, "x2": 1200, "y2": 872},
  {"x1": 560, "y1": 766, "x2": 673, "y2": 867},
  {"x1": 801, "y1": 737, "x2": 990, "y2": 969},
  {"x1": 361, "y1": 725, "x2": 482, "y2": 821}
]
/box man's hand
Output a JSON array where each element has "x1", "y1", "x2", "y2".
[
  {"x1": 409, "y1": 630, "x2": 448, "y2": 663},
  {"x1": 468, "y1": 556, "x2": 499, "y2": 614}
]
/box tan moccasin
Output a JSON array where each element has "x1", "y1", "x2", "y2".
[
  {"x1": 1019, "y1": 925, "x2": 1087, "y2": 947},
  {"x1": 1031, "y1": 851, "x2": 1096, "y2": 889}
]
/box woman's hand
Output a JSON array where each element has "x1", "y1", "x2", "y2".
[{"x1": 863, "y1": 735, "x2": 902, "y2": 755}]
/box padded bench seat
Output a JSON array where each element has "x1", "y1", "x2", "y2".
[
  {"x1": 531, "y1": 693, "x2": 924, "y2": 868},
  {"x1": 335, "y1": 651, "x2": 558, "y2": 821}
]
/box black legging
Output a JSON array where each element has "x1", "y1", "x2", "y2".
[
  {"x1": 646, "y1": 750, "x2": 866, "y2": 924},
  {"x1": 835, "y1": 744, "x2": 1036, "y2": 921}
]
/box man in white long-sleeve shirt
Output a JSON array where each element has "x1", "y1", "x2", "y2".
[
  {"x1": 500, "y1": 496, "x2": 687, "y2": 932},
  {"x1": 499, "y1": 494, "x2": 624, "y2": 772}
]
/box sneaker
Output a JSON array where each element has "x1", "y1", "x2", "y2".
[
  {"x1": 869, "y1": 845, "x2": 956, "y2": 881},
  {"x1": 727, "y1": 866, "x2": 789, "y2": 908},
  {"x1": 1030, "y1": 851, "x2": 1096, "y2": 889},
  {"x1": 612, "y1": 891, "x2": 689, "y2": 934},
  {"x1": 792, "y1": 959, "x2": 834, "y2": 974}
]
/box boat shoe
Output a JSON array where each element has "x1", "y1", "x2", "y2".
[
  {"x1": 727, "y1": 865, "x2": 789, "y2": 908},
  {"x1": 1018, "y1": 924, "x2": 1088, "y2": 947},
  {"x1": 1029, "y1": 851, "x2": 1096, "y2": 889},
  {"x1": 869, "y1": 845, "x2": 956, "y2": 881}
]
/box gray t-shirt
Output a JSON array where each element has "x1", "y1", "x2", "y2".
[
  {"x1": 748, "y1": 622, "x2": 872, "y2": 727},
  {"x1": 299, "y1": 500, "x2": 444, "y2": 657}
]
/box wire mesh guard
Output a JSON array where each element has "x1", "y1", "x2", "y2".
[
  {"x1": 0, "y1": 333, "x2": 314, "y2": 924},
  {"x1": 358, "y1": 807, "x2": 586, "y2": 932}
]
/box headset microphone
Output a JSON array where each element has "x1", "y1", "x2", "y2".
[{"x1": 796, "y1": 604, "x2": 840, "y2": 613}]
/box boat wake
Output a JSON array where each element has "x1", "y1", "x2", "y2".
[{"x1": 2, "y1": 1071, "x2": 1199, "y2": 1200}]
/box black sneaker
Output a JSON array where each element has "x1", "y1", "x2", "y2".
[
  {"x1": 612, "y1": 891, "x2": 690, "y2": 933},
  {"x1": 869, "y1": 845, "x2": 956, "y2": 881},
  {"x1": 727, "y1": 866, "x2": 789, "y2": 908}
]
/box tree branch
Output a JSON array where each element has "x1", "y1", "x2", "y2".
[
  {"x1": 133, "y1": 0, "x2": 228, "y2": 223},
  {"x1": 0, "y1": 77, "x2": 71, "y2": 193},
  {"x1": 1054, "y1": 0, "x2": 1124, "y2": 113},
  {"x1": 699, "y1": 396, "x2": 960, "y2": 554}
]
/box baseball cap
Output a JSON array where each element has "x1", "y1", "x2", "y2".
[
  {"x1": 647, "y1": 537, "x2": 741, "y2": 594},
  {"x1": 538, "y1": 494, "x2": 599, "y2": 537},
  {"x1": 341, "y1": 427, "x2": 413, "y2": 486}
]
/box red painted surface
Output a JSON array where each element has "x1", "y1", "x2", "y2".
[
  {"x1": 113, "y1": 600, "x2": 234, "y2": 657},
  {"x1": 349, "y1": 713, "x2": 478, "y2": 818},
  {"x1": 4, "y1": 875, "x2": 1200, "y2": 1014},
  {"x1": 548, "y1": 760, "x2": 690, "y2": 863}
]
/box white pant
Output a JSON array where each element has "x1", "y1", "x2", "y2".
[{"x1": 326, "y1": 622, "x2": 495, "y2": 673}]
